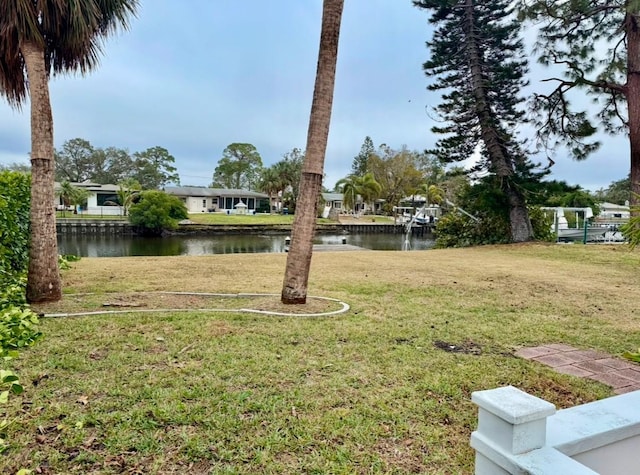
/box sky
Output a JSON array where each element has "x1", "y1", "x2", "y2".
[{"x1": 0, "y1": 0, "x2": 630, "y2": 192}]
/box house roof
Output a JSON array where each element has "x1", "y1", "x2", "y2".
[
  {"x1": 599, "y1": 202, "x2": 629, "y2": 210},
  {"x1": 322, "y1": 193, "x2": 343, "y2": 201},
  {"x1": 165, "y1": 186, "x2": 268, "y2": 199}
]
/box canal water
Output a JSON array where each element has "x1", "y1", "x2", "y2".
[{"x1": 57, "y1": 233, "x2": 436, "y2": 257}]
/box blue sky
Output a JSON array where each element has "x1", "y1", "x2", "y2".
[{"x1": 0, "y1": 0, "x2": 629, "y2": 192}]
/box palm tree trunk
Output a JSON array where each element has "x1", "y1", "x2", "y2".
[
  {"x1": 22, "y1": 40, "x2": 62, "y2": 303},
  {"x1": 281, "y1": 0, "x2": 344, "y2": 304}
]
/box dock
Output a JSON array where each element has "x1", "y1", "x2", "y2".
[{"x1": 311, "y1": 244, "x2": 368, "y2": 252}]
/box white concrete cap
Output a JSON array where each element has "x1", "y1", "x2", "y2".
[{"x1": 472, "y1": 385, "x2": 556, "y2": 424}]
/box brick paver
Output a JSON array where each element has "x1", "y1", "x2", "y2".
[
  {"x1": 543, "y1": 343, "x2": 578, "y2": 352},
  {"x1": 589, "y1": 372, "x2": 637, "y2": 389},
  {"x1": 614, "y1": 368, "x2": 640, "y2": 383},
  {"x1": 595, "y1": 358, "x2": 636, "y2": 370},
  {"x1": 516, "y1": 344, "x2": 640, "y2": 395},
  {"x1": 573, "y1": 360, "x2": 616, "y2": 374},
  {"x1": 554, "y1": 365, "x2": 594, "y2": 378},
  {"x1": 534, "y1": 353, "x2": 581, "y2": 368},
  {"x1": 514, "y1": 347, "x2": 557, "y2": 359},
  {"x1": 613, "y1": 384, "x2": 640, "y2": 394}
]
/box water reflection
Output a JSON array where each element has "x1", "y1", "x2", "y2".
[{"x1": 58, "y1": 233, "x2": 435, "y2": 257}]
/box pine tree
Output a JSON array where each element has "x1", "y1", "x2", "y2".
[
  {"x1": 414, "y1": 0, "x2": 535, "y2": 242},
  {"x1": 520, "y1": 1, "x2": 640, "y2": 204},
  {"x1": 351, "y1": 136, "x2": 374, "y2": 176}
]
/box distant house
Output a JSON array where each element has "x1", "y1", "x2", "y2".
[
  {"x1": 597, "y1": 202, "x2": 630, "y2": 223},
  {"x1": 322, "y1": 192, "x2": 343, "y2": 212},
  {"x1": 164, "y1": 186, "x2": 269, "y2": 214},
  {"x1": 322, "y1": 192, "x2": 384, "y2": 215},
  {"x1": 54, "y1": 181, "x2": 122, "y2": 216}
]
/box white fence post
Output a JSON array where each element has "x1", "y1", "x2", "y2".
[{"x1": 470, "y1": 385, "x2": 556, "y2": 474}]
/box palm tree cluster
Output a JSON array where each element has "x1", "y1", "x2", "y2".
[
  {"x1": 56, "y1": 181, "x2": 90, "y2": 216},
  {"x1": 258, "y1": 153, "x2": 304, "y2": 213},
  {"x1": 335, "y1": 172, "x2": 382, "y2": 214}
]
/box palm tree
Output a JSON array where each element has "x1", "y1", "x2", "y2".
[
  {"x1": 57, "y1": 181, "x2": 90, "y2": 215},
  {"x1": 416, "y1": 183, "x2": 445, "y2": 206},
  {"x1": 0, "y1": 1, "x2": 138, "y2": 302},
  {"x1": 336, "y1": 172, "x2": 382, "y2": 215},
  {"x1": 335, "y1": 175, "x2": 359, "y2": 213},
  {"x1": 117, "y1": 178, "x2": 142, "y2": 217},
  {"x1": 356, "y1": 172, "x2": 382, "y2": 213},
  {"x1": 56, "y1": 181, "x2": 77, "y2": 217},
  {"x1": 281, "y1": 0, "x2": 344, "y2": 304},
  {"x1": 258, "y1": 167, "x2": 282, "y2": 214}
]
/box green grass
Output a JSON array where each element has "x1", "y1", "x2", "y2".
[
  {"x1": 56, "y1": 212, "x2": 126, "y2": 220},
  {"x1": 188, "y1": 213, "x2": 335, "y2": 225},
  {"x1": 4, "y1": 244, "x2": 639, "y2": 474}
]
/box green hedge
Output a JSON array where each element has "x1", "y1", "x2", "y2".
[
  {"x1": 0, "y1": 171, "x2": 41, "y2": 452},
  {"x1": 0, "y1": 170, "x2": 41, "y2": 355},
  {"x1": 0, "y1": 171, "x2": 30, "y2": 279}
]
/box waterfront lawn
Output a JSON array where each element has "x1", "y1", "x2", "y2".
[
  {"x1": 56, "y1": 212, "x2": 126, "y2": 220},
  {"x1": 5, "y1": 244, "x2": 640, "y2": 474},
  {"x1": 189, "y1": 213, "x2": 394, "y2": 225},
  {"x1": 188, "y1": 213, "x2": 334, "y2": 225}
]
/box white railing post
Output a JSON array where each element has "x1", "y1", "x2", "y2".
[{"x1": 470, "y1": 385, "x2": 556, "y2": 474}]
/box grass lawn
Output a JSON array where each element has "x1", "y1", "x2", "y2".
[
  {"x1": 187, "y1": 213, "x2": 394, "y2": 225},
  {"x1": 188, "y1": 213, "x2": 295, "y2": 225},
  {"x1": 56, "y1": 213, "x2": 126, "y2": 220},
  {"x1": 5, "y1": 244, "x2": 640, "y2": 474}
]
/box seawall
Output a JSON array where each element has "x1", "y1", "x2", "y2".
[
  {"x1": 56, "y1": 220, "x2": 435, "y2": 236},
  {"x1": 56, "y1": 220, "x2": 135, "y2": 235}
]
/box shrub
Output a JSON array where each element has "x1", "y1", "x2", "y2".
[
  {"x1": 0, "y1": 306, "x2": 41, "y2": 360},
  {"x1": 0, "y1": 171, "x2": 42, "y2": 454},
  {"x1": 128, "y1": 190, "x2": 188, "y2": 236},
  {"x1": 529, "y1": 206, "x2": 555, "y2": 242},
  {"x1": 0, "y1": 171, "x2": 30, "y2": 278},
  {"x1": 621, "y1": 194, "x2": 640, "y2": 249},
  {"x1": 434, "y1": 174, "x2": 556, "y2": 248},
  {"x1": 0, "y1": 171, "x2": 41, "y2": 357}
]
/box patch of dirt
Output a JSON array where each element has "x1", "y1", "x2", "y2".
[
  {"x1": 433, "y1": 339, "x2": 482, "y2": 355},
  {"x1": 33, "y1": 292, "x2": 342, "y2": 316},
  {"x1": 373, "y1": 437, "x2": 429, "y2": 474}
]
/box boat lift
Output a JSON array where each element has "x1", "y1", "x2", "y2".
[
  {"x1": 401, "y1": 200, "x2": 479, "y2": 250},
  {"x1": 541, "y1": 207, "x2": 598, "y2": 244}
]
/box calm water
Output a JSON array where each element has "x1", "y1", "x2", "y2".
[{"x1": 57, "y1": 233, "x2": 435, "y2": 257}]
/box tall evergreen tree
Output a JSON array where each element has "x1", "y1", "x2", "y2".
[
  {"x1": 212, "y1": 143, "x2": 263, "y2": 190},
  {"x1": 351, "y1": 136, "x2": 374, "y2": 176},
  {"x1": 132, "y1": 146, "x2": 180, "y2": 190},
  {"x1": 519, "y1": 1, "x2": 640, "y2": 204},
  {"x1": 414, "y1": 0, "x2": 535, "y2": 242}
]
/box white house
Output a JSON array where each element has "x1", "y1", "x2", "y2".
[
  {"x1": 53, "y1": 183, "x2": 270, "y2": 216},
  {"x1": 597, "y1": 201, "x2": 630, "y2": 223},
  {"x1": 164, "y1": 186, "x2": 269, "y2": 214},
  {"x1": 54, "y1": 181, "x2": 123, "y2": 216},
  {"x1": 322, "y1": 192, "x2": 343, "y2": 212}
]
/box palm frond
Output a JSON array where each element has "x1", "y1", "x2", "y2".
[{"x1": 0, "y1": 0, "x2": 139, "y2": 106}]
